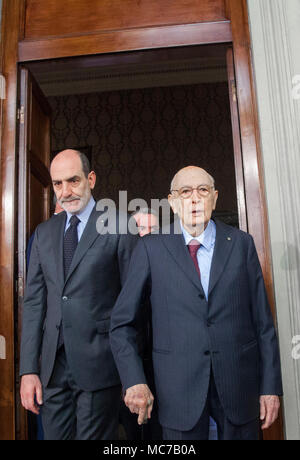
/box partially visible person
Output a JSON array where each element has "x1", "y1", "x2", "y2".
[
  {"x1": 20, "y1": 149, "x2": 138, "y2": 440},
  {"x1": 132, "y1": 208, "x2": 159, "y2": 237}
]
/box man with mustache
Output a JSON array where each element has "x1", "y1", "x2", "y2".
[
  {"x1": 20, "y1": 149, "x2": 138, "y2": 440},
  {"x1": 110, "y1": 166, "x2": 283, "y2": 440}
]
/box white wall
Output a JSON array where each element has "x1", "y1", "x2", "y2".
[{"x1": 247, "y1": 0, "x2": 300, "y2": 440}]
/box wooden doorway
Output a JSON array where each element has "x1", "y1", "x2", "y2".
[
  {"x1": 17, "y1": 67, "x2": 52, "y2": 439},
  {"x1": 0, "y1": 0, "x2": 283, "y2": 440},
  {"x1": 18, "y1": 45, "x2": 242, "y2": 442}
]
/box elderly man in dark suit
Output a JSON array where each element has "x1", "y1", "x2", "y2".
[
  {"x1": 110, "y1": 166, "x2": 283, "y2": 440},
  {"x1": 20, "y1": 149, "x2": 138, "y2": 440}
]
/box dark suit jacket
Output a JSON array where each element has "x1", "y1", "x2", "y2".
[
  {"x1": 20, "y1": 206, "x2": 138, "y2": 392},
  {"x1": 110, "y1": 219, "x2": 283, "y2": 431}
]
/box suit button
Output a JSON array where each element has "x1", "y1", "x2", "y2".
[
  {"x1": 62, "y1": 296, "x2": 68, "y2": 301},
  {"x1": 199, "y1": 293, "x2": 205, "y2": 299},
  {"x1": 204, "y1": 351, "x2": 210, "y2": 356}
]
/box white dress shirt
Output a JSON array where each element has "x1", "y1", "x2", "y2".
[
  {"x1": 181, "y1": 219, "x2": 216, "y2": 300},
  {"x1": 64, "y1": 196, "x2": 95, "y2": 242}
]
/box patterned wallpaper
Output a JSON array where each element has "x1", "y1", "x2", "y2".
[{"x1": 49, "y1": 82, "x2": 237, "y2": 217}]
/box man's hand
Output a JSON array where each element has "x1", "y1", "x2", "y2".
[
  {"x1": 20, "y1": 374, "x2": 43, "y2": 415},
  {"x1": 124, "y1": 384, "x2": 154, "y2": 425},
  {"x1": 260, "y1": 395, "x2": 280, "y2": 430}
]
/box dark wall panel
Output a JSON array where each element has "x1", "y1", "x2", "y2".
[
  {"x1": 24, "y1": 0, "x2": 227, "y2": 39},
  {"x1": 49, "y1": 82, "x2": 237, "y2": 214}
]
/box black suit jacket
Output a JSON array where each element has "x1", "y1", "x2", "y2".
[
  {"x1": 20, "y1": 206, "x2": 138, "y2": 391},
  {"x1": 110, "y1": 219, "x2": 283, "y2": 430}
]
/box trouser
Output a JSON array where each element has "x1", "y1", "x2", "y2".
[
  {"x1": 119, "y1": 399, "x2": 142, "y2": 440},
  {"x1": 41, "y1": 346, "x2": 121, "y2": 440},
  {"x1": 163, "y1": 371, "x2": 260, "y2": 441}
]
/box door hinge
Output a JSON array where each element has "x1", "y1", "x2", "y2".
[
  {"x1": 17, "y1": 276, "x2": 24, "y2": 298},
  {"x1": 17, "y1": 105, "x2": 25, "y2": 124},
  {"x1": 0, "y1": 335, "x2": 6, "y2": 360},
  {"x1": 231, "y1": 80, "x2": 237, "y2": 103},
  {"x1": 0, "y1": 75, "x2": 6, "y2": 100}
]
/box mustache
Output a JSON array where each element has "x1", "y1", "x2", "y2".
[{"x1": 60, "y1": 197, "x2": 81, "y2": 203}]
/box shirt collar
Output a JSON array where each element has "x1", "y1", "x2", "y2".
[
  {"x1": 66, "y1": 196, "x2": 95, "y2": 226},
  {"x1": 180, "y1": 219, "x2": 216, "y2": 250}
]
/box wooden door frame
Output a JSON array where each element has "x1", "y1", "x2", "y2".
[
  {"x1": 0, "y1": 0, "x2": 22, "y2": 441},
  {"x1": 0, "y1": 0, "x2": 283, "y2": 440},
  {"x1": 16, "y1": 67, "x2": 52, "y2": 440}
]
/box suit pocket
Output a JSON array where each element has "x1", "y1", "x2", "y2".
[
  {"x1": 241, "y1": 339, "x2": 258, "y2": 352},
  {"x1": 152, "y1": 348, "x2": 171, "y2": 355},
  {"x1": 85, "y1": 249, "x2": 100, "y2": 256},
  {"x1": 96, "y1": 319, "x2": 111, "y2": 334}
]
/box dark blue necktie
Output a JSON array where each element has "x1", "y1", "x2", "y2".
[
  {"x1": 58, "y1": 215, "x2": 80, "y2": 349},
  {"x1": 63, "y1": 215, "x2": 80, "y2": 280}
]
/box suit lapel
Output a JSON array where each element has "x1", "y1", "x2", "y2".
[
  {"x1": 64, "y1": 206, "x2": 104, "y2": 285},
  {"x1": 208, "y1": 219, "x2": 235, "y2": 297},
  {"x1": 162, "y1": 224, "x2": 205, "y2": 294},
  {"x1": 51, "y1": 211, "x2": 67, "y2": 291}
]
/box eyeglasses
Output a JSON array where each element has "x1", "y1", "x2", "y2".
[{"x1": 171, "y1": 185, "x2": 214, "y2": 199}]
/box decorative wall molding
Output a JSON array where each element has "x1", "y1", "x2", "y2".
[
  {"x1": 32, "y1": 57, "x2": 227, "y2": 97},
  {"x1": 248, "y1": 0, "x2": 300, "y2": 440}
]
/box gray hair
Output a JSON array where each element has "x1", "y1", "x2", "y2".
[
  {"x1": 76, "y1": 151, "x2": 91, "y2": 178},
  {"x1": 131, "y1": 207, "x2": 158, "y2": 218}
]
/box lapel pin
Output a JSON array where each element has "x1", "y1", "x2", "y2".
[{"x1": 227, "y1": 237, "x2": 232, "y2": 241}]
